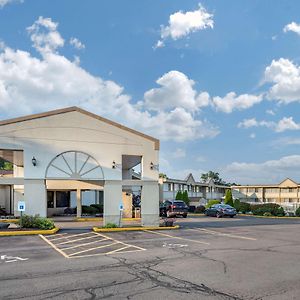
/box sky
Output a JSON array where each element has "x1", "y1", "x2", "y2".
[{"x1": 1, "y1": 0, "x2": 300, "y2": 184}]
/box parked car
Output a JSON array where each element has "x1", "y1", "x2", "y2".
[
  {"x1": 160, "y1": 200, "x2": 188, "y2": 218},
  {"x1": 205, "y1": 204, "x2": 237, "y2": 218}
]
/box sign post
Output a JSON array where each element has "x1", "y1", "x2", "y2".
[
  {"x1": 119, "y1": 202, "x2": 123, "y2": 228},
  {"x1": 17, "y1": 201, "x2": 25, "y2": 228}
]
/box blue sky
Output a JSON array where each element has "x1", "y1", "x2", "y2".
[{"x1": 1, "y1": 0, "x2": 300, "y2": 184}]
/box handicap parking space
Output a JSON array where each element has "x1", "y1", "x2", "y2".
[{"x1": 40, "y1": 231, "x2": 146, "y2": 259}]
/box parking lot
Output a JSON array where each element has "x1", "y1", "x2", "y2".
[{"x1": 1, "y1": 216, "x2": 300, "y2": 299}]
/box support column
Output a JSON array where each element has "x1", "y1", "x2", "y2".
[
  {"x1": 104, "y1": 181, "x2": 122, "y2": 225},
  {"x1": 76, "y1": 189, "x2": 82, "y2": 218},
  {"x1": 141, "y1": 182, "x2": 159, "y2": 227},
  {"x1": 24, "y1": 179, "x2": 47, "y2": 217}
]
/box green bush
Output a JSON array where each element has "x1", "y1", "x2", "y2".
[
  {"x1": 82, "y1": 205, "x2": 98, "y2": 215},
  {"x1": 90, "y1": 204, "x2": 103, "y2": 213},
  {"x1": 233, "y1": 199, "x2": 241, "y2": 212},
  {"x1": 296, "y1": 207, "x2": 300, "y2": 217},
  {"x1": 175, "y1": 191, "x2": 183, "y2": 200},
  {"x1": 250, "y1": 203, "x2": 285, "y2": 216},
  {"x1": 103, "y1": 223, "x2": 118, "y2": 228},
  {"x1": 206, "y1": 200, "x2": 221, "y2": 208},
  {"x1": 182, "y1": 190, "x2": 190, "y2": 206},
  {"x1": 18, "y1": 215, "x2": 55, "y2": 230},
  {"x1": 263, "y1": 212, "x2": 272, "y2": 217},
  {"x1": 224, "y1": 190, "x2": 234, "y2": 207},
  {"x1": 194, "y1": 205, "x2": 206, "y2": 213},
  {"x1": 239, "y1": 202, "x2": 251, "y2": 214}
]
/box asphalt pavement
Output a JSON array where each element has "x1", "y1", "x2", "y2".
[{"x1": 1, "y1": 215, "x2": 300, "y2": 299}]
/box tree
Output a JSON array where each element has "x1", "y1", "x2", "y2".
[
  {"x1": 175, "y1": 190, "x2": 183, "y2": 200},
  {"x1": 159, "y1": 173, "x2": 167, "y2": 179},
  {"x1": 233, "y1": 199, "x2": 240, "y2": 212},
  {"x1": 224, "y1": 189, "x2": 234, "y2": 207},
  {"x1": 201, "y1": 171, "x2": 226, "y2": 185},
  {"x1": 182, "y1": 190, "x2": 190, "y2": 206}
]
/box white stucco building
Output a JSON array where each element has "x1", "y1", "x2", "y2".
[
  {"x1": 159, "y1": 173, "x2": 228, "y2": 206},
  {"x1": 0, "y1": 107, "x2": 160, "y2": 226}
]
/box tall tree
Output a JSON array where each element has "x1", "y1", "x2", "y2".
[
  {"x1": 224, "y1": 189, "x2": 234, "y2": 207},
  {"x1": 201, "y1": 171, "x2": 225, "y2": 184},
  {"x1": 182, "y1": 190, "x2": 190, "y2": 206},
  {"x1": 175, "y1": 190, "x2": 183, "y2": 200}
]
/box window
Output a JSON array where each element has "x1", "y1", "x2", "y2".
[
  {"x1": 56, "y1": 191, "x2": 70, "y2": 207},
  {"x1": 47, "y1": 191, "x2": 54, "y2": 208}
]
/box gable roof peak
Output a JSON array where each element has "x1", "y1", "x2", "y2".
[{"x1": 0, "y1": 106, "x2": 159, "y2": 150}]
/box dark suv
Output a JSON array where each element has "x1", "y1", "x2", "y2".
[{"x1": 160, "y1": 200, "x2": 188, "y2": 218}]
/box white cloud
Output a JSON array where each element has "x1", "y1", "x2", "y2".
[
  {"x1": 156, "y1": 4, "x2": 213, "y2": 47},
  {"x1": 212, "y1": 92, "x2": 263, "y2": 113},
  {"x1": 266, "y1": 109, "x2": 275, "y2": 115},
  {"x1": 70, "y1": 37, "x2": 85, "y2": 50},
  {"x1": 0, "y1": 16, "x2": 220, "y2": 143},
  {"x1": 283, "y1": 22, "x2": 300, "y2": 35},
  {"x1": 238, "y1": 117, "x2": 300, "y2": 132},
  {"x1": 144, "y1": 70, "x2": 210, "y2": 112},
  {"x1": 27, "y1": 16, "x2": 64, "y2": 55},
  {"x1": 264, "y1": 58, "x2": 300, "y2": 103},
  {"x1": 225, "y1": 155, "x2": 300, "y2": 184},
  {"x1": 172, "y1": 148, "x2": 186, "y2": 158},
  {"x1": 196, "y1": 155, "x2": 206, "y2": 162},
  {"x1": 249, "y1": 133, "x2": 256, "y2": 139},
  {"x1": 0, "y1": 0, "x2": 22, "y2": 8}
]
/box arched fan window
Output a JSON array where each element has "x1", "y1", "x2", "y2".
[{"x1": 46, "y1": 151, "x2": 104, "y2": 180}]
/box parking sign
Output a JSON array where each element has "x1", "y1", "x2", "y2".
[{"x1": 18, "y1": 201, "x2": 25, "y2": 212}]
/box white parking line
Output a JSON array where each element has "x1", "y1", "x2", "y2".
[
  {"x1": 62, "y1": 238, "x2": 108, "y2": 250},
  {"x1": 94, "y1": 232, "x2": 146, "y2": 251},
  {"x1": 144, "y1": 230, "x2": 210, "y2": 245},
  {"x1": 56, "y1": 234, "x2": 99, "y2": 245},
  {"x1": 68, "y1": 242, "x2": 119, "y2": 257},
  {"x1": 40, "y1": 231, "x2": 146, "y2": 259},
  {"x1": 189, "y1": 228, "x2": 257, "y2": 241},
  {"x1": 48, "y1": 232, "x2": 92, "y2": 242},
  {"x1": 39, "y1": 234, "x2": 69, "y2": 258}
]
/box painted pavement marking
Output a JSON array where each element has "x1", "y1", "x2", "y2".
[
  {"x1": 189, "y1": 228, "x2": 257, "y2": 241},
  {"x1": 0, "y1": 255, "x2": 29, "y2": 263},
  {"x1": 143, "y1": 229, "x2": 210, "y2": 245},
  {"x1": 40, "y1": 231, "x2": 146, "y2": 259}
]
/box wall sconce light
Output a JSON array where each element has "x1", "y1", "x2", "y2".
[
  {"x1": 112, "y1": 161, "x2": 116, "y2": 169},
  {"x1": 32, "y1": 156, "x2": 37, "y2": 167}
]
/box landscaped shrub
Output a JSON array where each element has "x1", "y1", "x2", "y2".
[
  {"x1": 175, "y1": 190, "x2": 183, "y2": 200},
  {"x1": 233, "y1": 199, "x2": 241, "y2": 212},
  {"x1": 17, "y1": 215, "x2": 55, "y2": 230},
  {"x1": 239, "y1": 202, "x2": 251, "y2": 214},
  {"x1": 263, "y1": 212, "x2": 272, "y2": 217},
  {"x1": 194, "y1": 205, "x2": 206, "y2": 213},
  {"x1": 250, "y1": 203, "x2": 285, "y2": 216},
  {"x1": 90, "y1": 204, "x2": 103, "y2": 213},
  {"x1": 224, "y1": 190, "x2": 234, "y2": 207},
  {"x1": 296, "y1": 207, "x2": 300, "y2": 217},
  {"x1": 82, "y1": 205, "x2": 98, "y2": 215},
  {"x1": 205, "y1": 200, "x2": 221, "y2": 208},
  {"x1": 182, "y1": 190, "x2": 190, "y2": 206},
  {"x1": 103, "y1": 223, "x2": 118, "y2": 228}
]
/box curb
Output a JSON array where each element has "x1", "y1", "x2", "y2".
[
  {"x1": 188, "y1": 214, "x2": 205, "y2": 217},
  {"x1": 93, "y1": 225, "x2": 180, "y2": 232},
  {"x1": 0, "y1": 227, "x2": 59, "y2": 236},
  {"x1": 0, "y1": 219, "x2": 19, "y2": 223},
  {"x1": 239, "y1": 214, "x2": 300, "y2": 219},
  {"x1": 76, "y1": 217, "x2": 141, "y2": 222}
]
